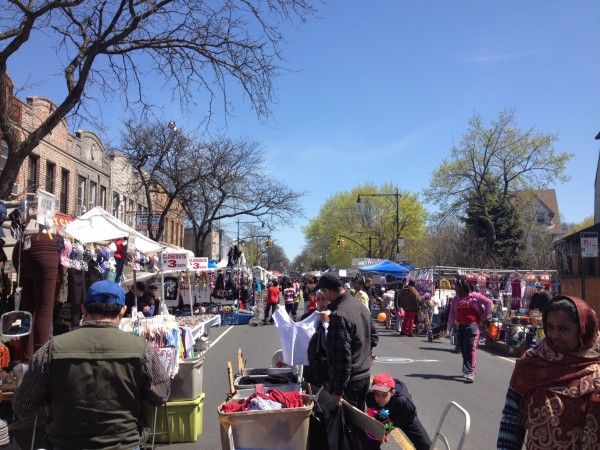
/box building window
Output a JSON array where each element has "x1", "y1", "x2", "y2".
[
  {"x1": 45, "y1": 162, "x2": 55, "y2": 194},
  {"x1": 112, "y1": 192, "x2": 120, "y2": 218},
  {"x1": 60, "y1": 169, "x2": 69, "y2": 214},
  {"x1": 27, "y1": 155, "x2": 39, "y2": 193},
  {"x1": 77, "y1": 176, "x2": 87, "y2": 211},
  {"x1": 90, "y1": 181, "x2": 97, "y2": 207},
  {"x1": 100, "y1": 185, "x2": 107, "y2": 210}
]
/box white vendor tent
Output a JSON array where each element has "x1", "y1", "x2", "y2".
[{"x1": 64, "y1": 206, "x2": 163, "y2": 254}]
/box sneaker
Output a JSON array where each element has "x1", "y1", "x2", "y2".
[{"x1": 463, "y1": 373, "x2": 474, "y2": 383}]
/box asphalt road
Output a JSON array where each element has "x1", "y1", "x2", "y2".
[{"x1": 162, "y1": 312, "x2": 516, "y2": 450}]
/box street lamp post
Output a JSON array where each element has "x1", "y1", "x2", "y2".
[
  {"x1": 236, "y1": 218, "x2": 264, "y2": 243},
  {"x1": 357, "y1": 187, "x2": 401, "y2": 261}
]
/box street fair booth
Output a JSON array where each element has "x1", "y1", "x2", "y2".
[
  {"x1": 359, "y1": 260, "x2": 413, "y2": 286},
  {"x1": 553, "y1": 222, "x2": 600, "y2": 317},
  {"x1": 0, "y1": 201, "x2": 223, "y2": 445},
  {"x1": 414, "y1": 266, "x2": 558, "y2": 356}
]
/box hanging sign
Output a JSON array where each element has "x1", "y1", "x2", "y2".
[
  {"x1": 161, "y1": 251, "x2": 189, "y2": 270},
  {"x1": 581, "y1": 232, "x2": 598, "y2": 258},
  {"x1": 53, "y1": 212, "x2": 73, "y2": 235},
  {"x1": 36, "y1": 189, "x2": 57, "y2": 229},
  {"x1": 351, "y1": 258, "x2": 385, "y2": 269},
  {"x1": 188, "y1": 257, "x2": 209, "y2": 271},
  {"x1": 136, "y1": 213, "x2": 161, "y2": 231}
]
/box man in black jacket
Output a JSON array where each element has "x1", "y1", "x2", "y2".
[{"x1": 316, "y1": 272, "x2": 378, "y2": 411}]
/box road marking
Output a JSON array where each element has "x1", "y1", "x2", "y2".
[
  {"x1": 373, "y1": 357, "x2": 439, "y2": 364},
  {"x1": 209, "y1": 326, "x2": 234, "y2": 348},
  {"x1": 497, "y1": 356, "x2": 516, "y2": 364}
]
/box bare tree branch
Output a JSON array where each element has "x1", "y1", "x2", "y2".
[{"x1": 0, "y1": 0, "x2": 314, "y2": 199}]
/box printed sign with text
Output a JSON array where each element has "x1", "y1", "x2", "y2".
[
  {"x1": 188, "y1": 257, "x2": 209, "y2": 271},
  {"x1": 161, "y1": 252, "x2": 189, "y2": 270}
]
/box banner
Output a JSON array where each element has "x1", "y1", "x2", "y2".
[{"x1": 136, "y1": 213, "x2": 161, "y2": 231}]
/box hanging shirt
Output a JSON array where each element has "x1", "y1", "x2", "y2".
[{"x1": 273, "y1": 308, "x2": 321, "y2": 365}]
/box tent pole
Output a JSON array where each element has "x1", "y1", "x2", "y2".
[
  {"x1": 188, "y1": 271, "x2": 194, "y2": 316},
  {"x1": 133, "y1": 270, "x2": 137, "y2": 309}
]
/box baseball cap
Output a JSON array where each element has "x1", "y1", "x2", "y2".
[
  {"x1": 314, "y1": 273, "x2": 343, "y2": 291},
  {"x1": 85, "y1": 280, "x2": 126, "y2": 306},
  {"x1": 370, "y1": 373, "x2": 395, "y2": 392}
]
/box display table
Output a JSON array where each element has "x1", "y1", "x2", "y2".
[{"x1": 176, "y1": 314, "x2": 221, "y2": 340}]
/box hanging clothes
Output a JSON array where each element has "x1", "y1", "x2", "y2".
[{"x1": 14, "y1": 232, "x2": 60, "y2": 360}]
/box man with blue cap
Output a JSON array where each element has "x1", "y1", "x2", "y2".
[{"x1": 13, "y1": 280, "x2": 170, "y2": 449}]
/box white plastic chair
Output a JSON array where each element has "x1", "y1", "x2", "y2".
[{"x1": 430, "y1": 401, "x2": 471, "y2": 450}]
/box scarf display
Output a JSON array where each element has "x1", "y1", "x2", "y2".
[{"x1": 509, "y1": 296, "x2": 600, "y2": 449}]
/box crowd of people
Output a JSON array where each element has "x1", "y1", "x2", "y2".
[
  {"x1": 9, "y1": 268, "x2": 598, "y2": 449},
  {"x1": 255, "y1": 271, "x2": 599, "y2": 450}
]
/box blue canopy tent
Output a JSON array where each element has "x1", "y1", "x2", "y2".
[{"x1": 359, "y1": 260, "x2": 413, "y2": 276}]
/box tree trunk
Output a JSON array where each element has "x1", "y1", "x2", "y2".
[
  {"x1": 483, "y1": 216, "x2": 496, "y2": 252},
  {"x1": 0, "y1": 148, "x2": 25, "y2": 199}
]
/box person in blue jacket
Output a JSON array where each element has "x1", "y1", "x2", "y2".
[{"x1": 363, "y1": 373, "x2": 431, "y2": 450}]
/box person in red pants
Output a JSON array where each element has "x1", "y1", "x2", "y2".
[
  {"x1": 399, "y1": 279, "x2": 420, "y2": 336},
  {"x1": 447, "y1": 277, "x2": 493, "y2": 382}
]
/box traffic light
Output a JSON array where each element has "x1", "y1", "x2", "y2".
[
  {"x1": 336, "y1": 237, "x2": 345, "y2": 247},
  {"x1": 266, "y1": 238, "x2": 273, "y2": 248}
]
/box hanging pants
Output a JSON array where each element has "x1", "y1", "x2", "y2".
[
  {"x1": 458, "y1": 323, "x2": 480, "y2": 375},
  {"x1": 401, "y1": 310, "x2": 417, "y2": 336},
  {"x1": 68, "y1": 268, "x2": 86, "y2": 328},
  {"x1": 19, "y1": 233, "x2": 59, "y2": 360}
]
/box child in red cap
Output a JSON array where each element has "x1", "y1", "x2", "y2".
[{"x1": 363, "y1": 373, "x2": 431, "y2": 450}]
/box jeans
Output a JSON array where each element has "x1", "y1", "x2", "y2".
[
  {"x1": 458, "y1": 323, "x2": 480, "y2": 375},
  {"x1": 263, "y1": 302, "x2": 277, "y2": 322}
]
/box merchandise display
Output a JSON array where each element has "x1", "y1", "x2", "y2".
[{"x1": 412, "y1": 266, "x2": 557, "y2": 356}]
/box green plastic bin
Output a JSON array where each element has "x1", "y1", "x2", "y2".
[{"x1": 144, "y1": 393, "x2": 205, "y2": 443}]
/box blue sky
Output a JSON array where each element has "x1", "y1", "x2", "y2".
[{"x1": 7, "y1": 1, "x2": 600, "y2": 260}]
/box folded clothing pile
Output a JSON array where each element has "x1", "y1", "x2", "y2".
[{"x1": 222, "y1": 385, "x2": 304, "y2": 413}]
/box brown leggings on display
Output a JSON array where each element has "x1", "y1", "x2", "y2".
[{"x1": 18, "y1": 233, "x2": 59, "y2": 361}]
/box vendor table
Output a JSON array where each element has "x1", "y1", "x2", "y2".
[{"x1": 174, "y1": 314, "x2": 222, "y2": 340}]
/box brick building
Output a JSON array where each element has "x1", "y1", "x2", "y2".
[{"x1": 2, "y1": 80, "x2": 185, "y2": 248}]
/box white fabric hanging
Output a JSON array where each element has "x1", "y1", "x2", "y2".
[{"x1": 272, "y1": 307, "x2": 320, "y2": 366}]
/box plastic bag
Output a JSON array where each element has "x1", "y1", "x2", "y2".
[{"x1": 326, "y1": 404, "x2": 362, "y2": 450}]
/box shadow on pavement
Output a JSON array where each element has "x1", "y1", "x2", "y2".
[
  {"x1": 419, "y1": 346, "x2": 457, "y2": 353},
  {"x1": 405, "y1": 373, "x2": 466, "y2": 381}
]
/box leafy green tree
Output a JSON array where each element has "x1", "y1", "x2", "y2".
[
  {"x1": 304, "y1": 184, "x2": 427, "y2": 268},
  {"x1": 425, "y1": 109, "x2": 572, "y2": 262},
  {"x1": 564, "y1": 216, "x2": 594, "y2": 235},
  {"x1": 462, "y1": 185, "x2": 523, "y2": 267}
]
